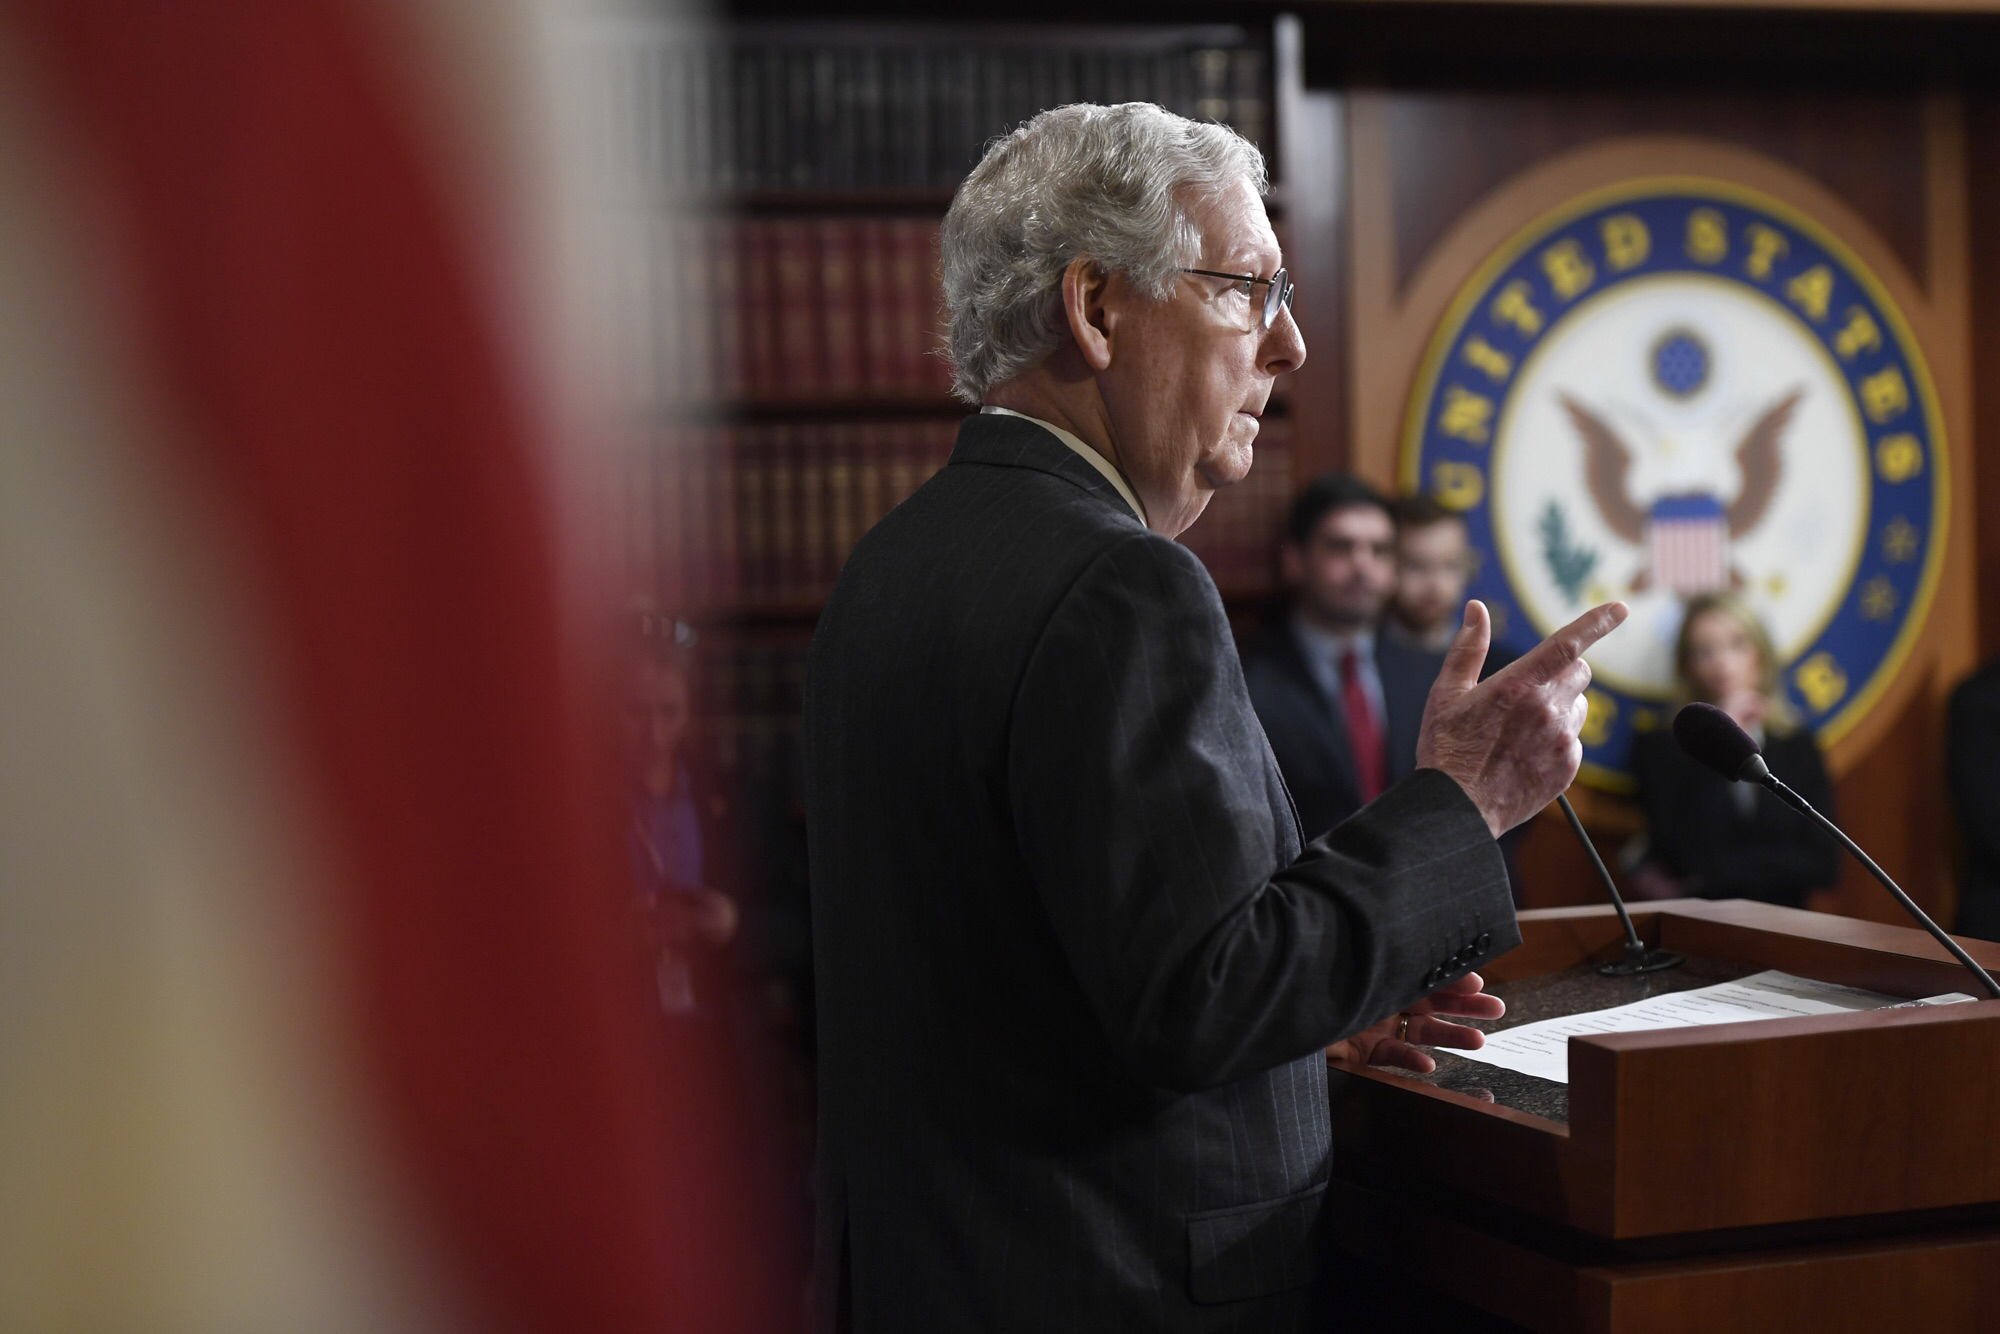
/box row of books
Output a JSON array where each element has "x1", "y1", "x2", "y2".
[
  {"x1": 699, "y1": 641, "x2": 810, "y2": 782},
  {"x1": 630, "y1": 419, "x2": 958, "y2": 612},
  {"x1": 574, "y1": 25, "x2": 1271, "y2": 199},
  {"x1": 628, "y1": 417, "x2": 1295, "y2": 614},
  {"x1": 608, "y1": 214, "x2": 953, "y2": 408}
]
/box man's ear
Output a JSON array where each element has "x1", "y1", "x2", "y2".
[{"x1": 1060, "y1": 257, "x2": 1114, "y2": 372}]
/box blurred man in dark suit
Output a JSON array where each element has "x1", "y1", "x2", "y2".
[
  {"x1": 1242, "y1": 476, "x2": 1447, "y2": 837},
  {"x1": 805, "y1": 102, "x2": 1625, "y2": 1333}
]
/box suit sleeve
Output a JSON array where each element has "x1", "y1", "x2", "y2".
[{"x1": 1007, "y1": 533, "x2": 1516, "y2": 1093}]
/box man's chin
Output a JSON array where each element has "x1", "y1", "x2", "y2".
[
  {"x1": 1200, "y1": 438, "x2": 1256, "y2": 490},
  {"x1": 1401, "y1": 605, "x2": 1450, "y2": 633},
  {"x1": 1311, "y1": 598, "x2": 1387, "y2": 629}
]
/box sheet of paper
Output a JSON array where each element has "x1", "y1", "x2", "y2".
[{"x1": 1450, "y1": 970, "x2": 1975, "y2": 1085}]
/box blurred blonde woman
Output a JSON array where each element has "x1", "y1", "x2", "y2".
[{"x1": 1628, "y1": 594, "x2": 1840, "y2": 906}]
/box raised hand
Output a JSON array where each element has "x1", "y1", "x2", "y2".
[{"x1": 1416, "y1": 599, "x2": 1629, "y2": 837}]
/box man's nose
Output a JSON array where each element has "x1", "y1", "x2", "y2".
[{"x1": 1259, "y1": 303, "x2": 1306, "y2": 375}]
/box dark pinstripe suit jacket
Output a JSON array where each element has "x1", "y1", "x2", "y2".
[{"x1": 805, "y1": 413, "x2": 1517, "y2": 1332}]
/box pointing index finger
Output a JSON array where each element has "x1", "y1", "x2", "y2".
[{"x1": 1513, "y1": 601, "x2": 1629, "y2": 687}]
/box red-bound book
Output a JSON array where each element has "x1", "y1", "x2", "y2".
[
  {"x1": 710, "y1": 219, "x2": 745, "y2": 404},
  {"x1": 767, "y1": 421, "x2": 799, "y2": 603},
  {"x1": 915, "y1": 217, "x2": 954, "y2": 395},
  {"x1": 796, "y1": 421, "x2": 827, "y2": 602},
  {"x1": 887, "y1": 218, "x2": 926, "y2": 397},
  {"x1": 773, "y1": 220, "x2": 820, "y2": 401},
  {"x1": 885, "y1": 419, "x2": 919, "y2": 510},
  {"x1": 741, "y1": 219, "x2": 780, "y2": 400},
  {"x1": 685, "y1": 428, "x2": 717, "y2": 610},
  {"x1": 854, "y1": 419, "x2": 886, "y2": 540},
  {"x1": 823, "y1": 421, "x2": 857, "y2": 587},
  {"x1": 819, "y1": 219, "x2": 861, "y2": 398},
  {"x1": 713, "y1": 425, "x2": 741, "y2": 604},
  {"x1": 735, "y1": 424, "x2": 770, "y2": 604},
  {"x1": 688, "y1": 219, "x2": 720, "y2": 404},
  {"x1": 857, "y1": 219, "x2": 895, "y2": 396}
]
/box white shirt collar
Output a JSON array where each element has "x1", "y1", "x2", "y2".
[
  {"x1": 1292, "y1": 613, "x2": 1375, "y2": 664},
  {"x1": 979, "y1": 405, "x2": 1147, "y2": 526}
]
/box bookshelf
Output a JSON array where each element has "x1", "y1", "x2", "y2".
[{"x1": 575, "y1": 16, "x2": 1297, "y2": 779}]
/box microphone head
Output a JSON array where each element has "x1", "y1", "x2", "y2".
[{"x1": 1672, "y1": 702, "x2": 1763, "y2": 782}]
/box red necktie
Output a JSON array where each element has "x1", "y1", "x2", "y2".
[{"x1": 1340, "y1": 648, "x2": 1388, "y2": 802}]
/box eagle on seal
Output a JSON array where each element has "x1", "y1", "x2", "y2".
[{"x1": 1559, "y1": 389, "x2": 1799, "y2": 595}]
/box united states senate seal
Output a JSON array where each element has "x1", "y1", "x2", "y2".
[{"x1": 1402, "y1": 180, "x2": 1946, "y2": 789}]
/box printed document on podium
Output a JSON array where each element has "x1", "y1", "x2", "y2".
[{"x1": 1452, "y1": 970, "x2": 1973, "y2": 1085}]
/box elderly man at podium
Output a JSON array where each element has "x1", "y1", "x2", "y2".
[{"x1": 805, "y1": 101, "x2": 1626, "y2": 1333}]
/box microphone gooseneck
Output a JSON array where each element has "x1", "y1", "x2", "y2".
[
  {"x1": 1555, "y1": 792, "x2": 1685, "y2": 977},
  {"x1": 1670, "y1": 703, "x2": 2000, "y2": 1000}
]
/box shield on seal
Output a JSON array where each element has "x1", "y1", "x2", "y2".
[{"x1": 1648, "y1": 493, "x2": 1729, "y2": 596}]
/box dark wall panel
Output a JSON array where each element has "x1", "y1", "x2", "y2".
[{"x1": 1380, "y1": 85, "x2": 1929, "y2": 295}]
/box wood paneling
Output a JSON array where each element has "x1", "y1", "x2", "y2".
[{"x1": 1379, "y1": 86, "x2": 1929, "y2": 294}]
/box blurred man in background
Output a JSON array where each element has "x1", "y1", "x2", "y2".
[
  {"x1": 1243, "y1": 475, "x2": 1446, "y2": 837},
  {"x1": 1386, "y1": 494, "x2": 1477, "y2": 654}
]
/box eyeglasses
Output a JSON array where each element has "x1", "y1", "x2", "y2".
[{"x1": 1179, "y1": 266, "x2": 1295, "y2": 329}]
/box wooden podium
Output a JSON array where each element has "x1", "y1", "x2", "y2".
[{"x1": 1325, "y1": 900, "x2": 2000, "y2": 1332}]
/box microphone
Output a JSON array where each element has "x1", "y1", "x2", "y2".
[
  {"x1": 1556, "y1": 793, "x2": 1686, "y2": 976},
  {"x1": 1669, "y1": 701, "x2": 1763, "y2": 781},
  {"x1": 1673, "y1": 702, "x2": 2000, "y2": 1000}
]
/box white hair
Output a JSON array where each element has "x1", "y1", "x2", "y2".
[{"x1": 938, "y1": 102, "x2": 1268, "y2": 404}]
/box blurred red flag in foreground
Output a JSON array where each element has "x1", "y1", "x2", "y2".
[{"x1": 1, "y1": 2, "x2": 778, "y2": 1329}]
